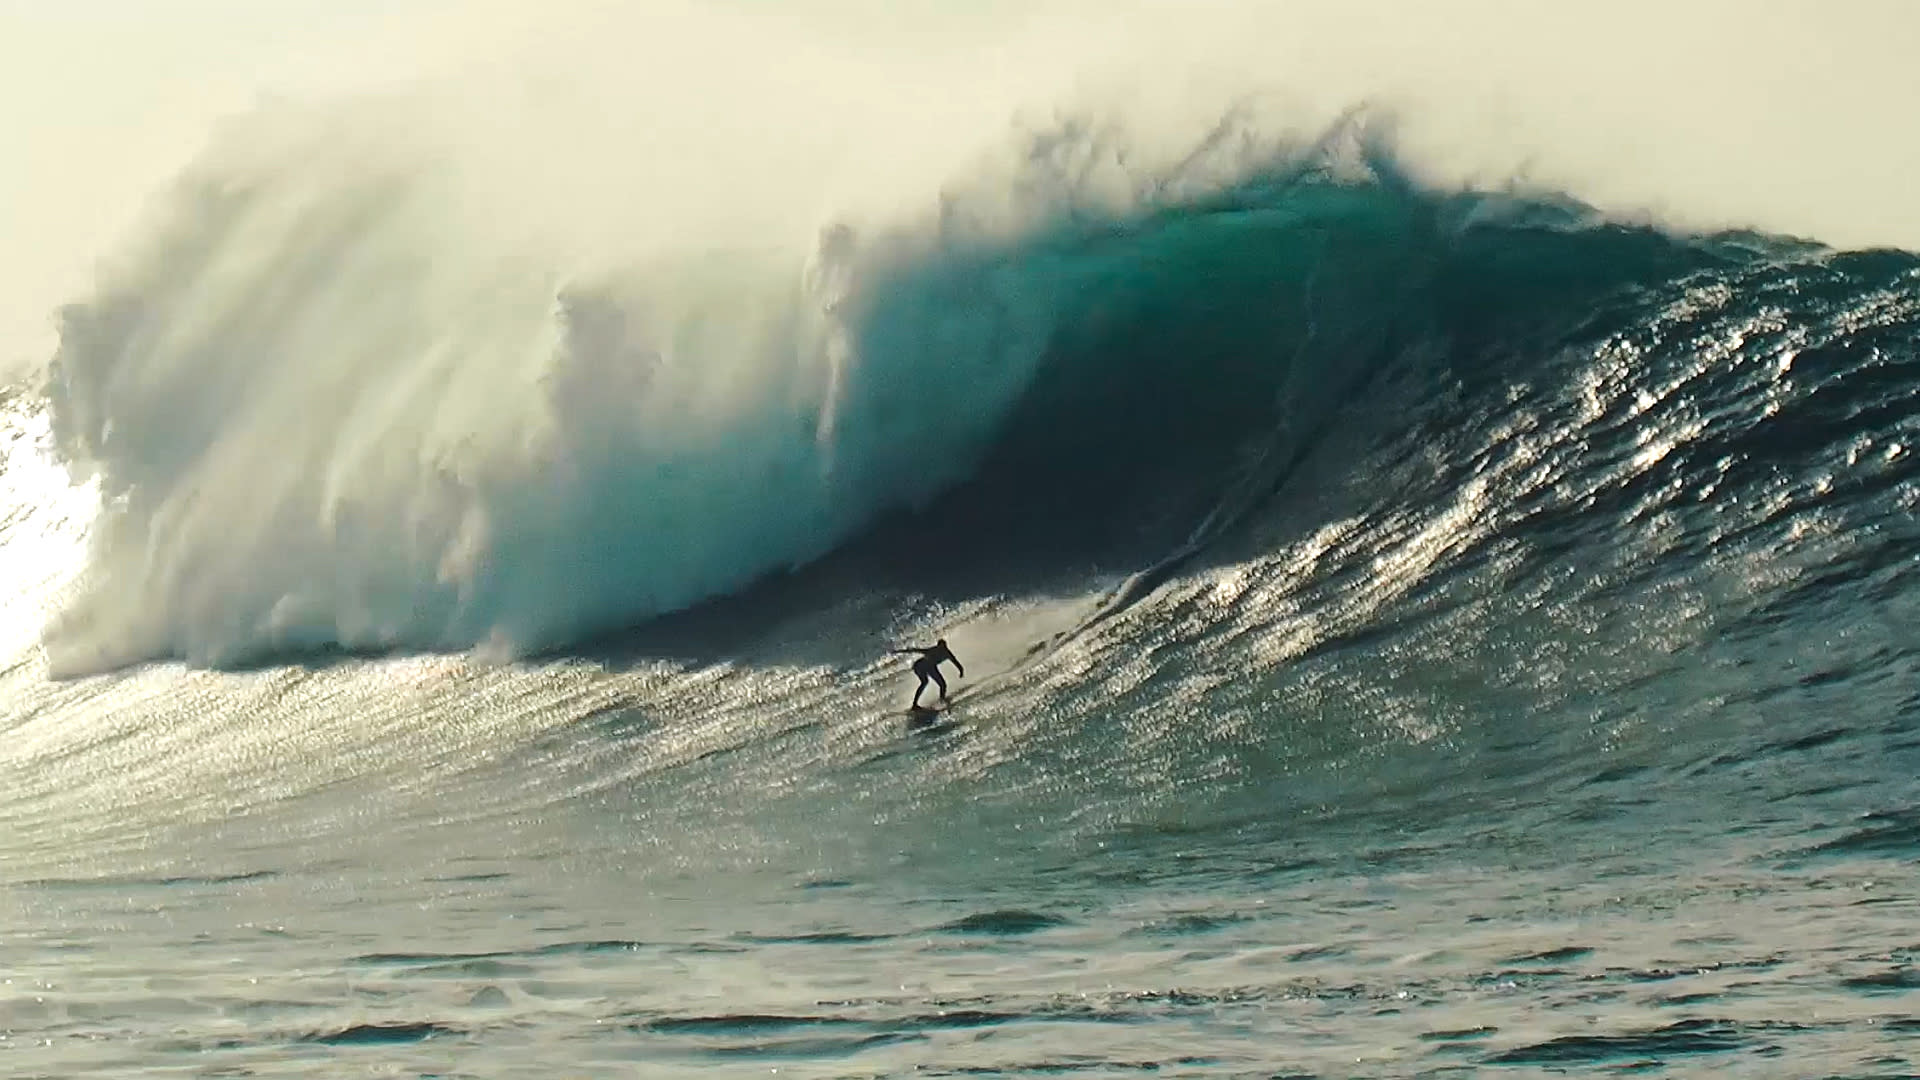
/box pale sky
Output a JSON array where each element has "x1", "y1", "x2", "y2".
[
  {"x1": 0, "y1": 0, "x2": 467, "y2": 374},
  {"x1": 4, "y1": 0, "x2": 1917, "y2": 379}
]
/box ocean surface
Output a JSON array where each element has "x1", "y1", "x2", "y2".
[{"x1": 4, "y1": 113, "x2": 1919, "y2": 1078}]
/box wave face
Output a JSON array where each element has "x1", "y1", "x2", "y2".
[{"x1": 33, "y1": 100, "x2": 1920, "y2": 684}]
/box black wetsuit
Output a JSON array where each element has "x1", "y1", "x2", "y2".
[{"x1": 895, "y1": 642, "x2": 963, "y2": 707}]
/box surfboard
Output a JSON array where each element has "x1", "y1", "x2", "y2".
[{"x1": 904, "y1": 704, "x2": 953, "y2": 731}]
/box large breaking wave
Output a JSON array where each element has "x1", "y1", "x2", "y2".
[{"x1": 29, "y1": 95, "x2": 1893, "y2": 675}]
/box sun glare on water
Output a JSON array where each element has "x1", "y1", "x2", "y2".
[{"x1": 0, "y1": 402, "x2": 97, "y2": 668}]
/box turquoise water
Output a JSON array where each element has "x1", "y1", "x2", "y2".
[{"x1": 6, "y1": 121, "x2": 1920, "y2": 1077}]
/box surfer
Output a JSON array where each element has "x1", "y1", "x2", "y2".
[{"x1": 891, "y1": 639, "x2": 963, "y2": 709}]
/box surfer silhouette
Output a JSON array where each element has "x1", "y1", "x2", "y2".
[{"x1": 892, "y1": 639, "x2": 963, "y2": 709}]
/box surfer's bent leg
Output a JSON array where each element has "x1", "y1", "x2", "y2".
[
  {"x1": 929, "y1": 668, "x2": 948, "y2": 702},
  {"x1": 912, "y1": 659, "x2": 934, "y2": 707}
]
